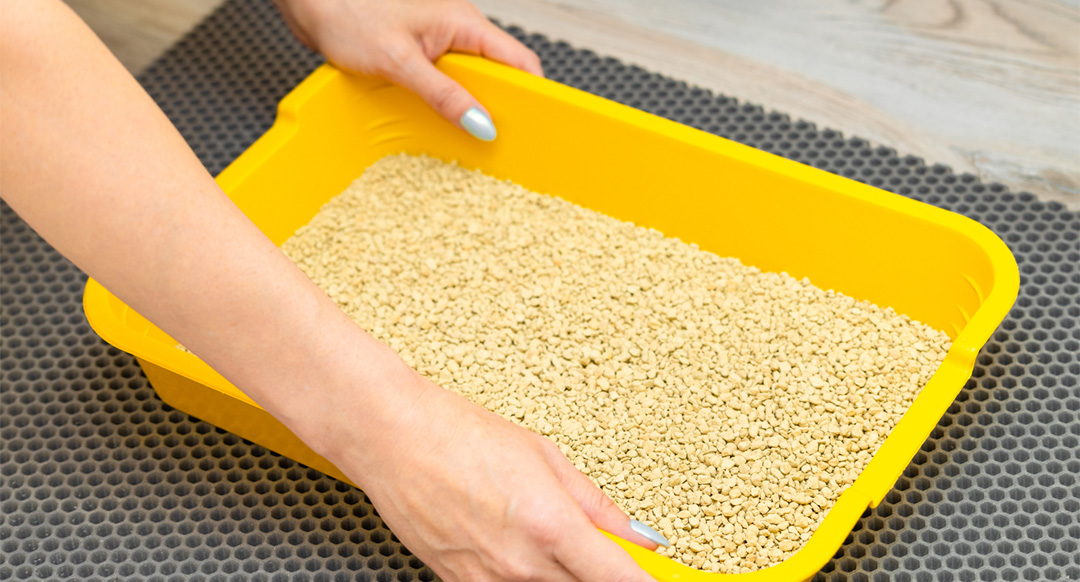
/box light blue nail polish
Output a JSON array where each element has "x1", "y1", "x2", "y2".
[
  {"x1": 630, "y1": 519, "x2": 671, "y2": 547},
  {"x1": 460, "y1": 107, "x2": 496, "y2": 142}
]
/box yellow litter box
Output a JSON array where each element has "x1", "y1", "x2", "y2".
[{"x1": 83, "y1": 54, "x2": 1019, "y2": 581}]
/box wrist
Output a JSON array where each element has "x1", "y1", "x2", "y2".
[{"x1": 258, "y1": 325, "x2": 427, "y2": 468}]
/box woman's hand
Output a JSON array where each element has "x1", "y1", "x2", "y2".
[
  {"x1": 298, "y1": 359, "x2": 664, "y2": 582},
  {"x1": 274, "y1": 0, "x2": 544, "y2": 141}
]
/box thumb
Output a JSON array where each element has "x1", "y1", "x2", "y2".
[
  {"x1": 384, "y1": 46, "x2": 495, "y2": 141},
  {"x1": 544, "y1": 445, "x2": 672, "y2": 551}
]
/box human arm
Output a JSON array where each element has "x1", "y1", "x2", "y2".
[{"x1": 0, "y1": 2, "x2": 658, "y2": 581}]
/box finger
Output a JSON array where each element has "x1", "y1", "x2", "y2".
[
  {"x1": 471, "y1": 21, "x2": 544, "y2": 77},
  {"x1": 545, "y1": 447, "x2": 669, "y2": 550},
  {"x1": 383, "y1": 46, "x2": 495, "y2": 141},
  {"x1": 437, "y1": 10, "x2": 544, "y2": 77},
  {"x1": 555, "y1": 520, "x2": 657, "y2": 582}
]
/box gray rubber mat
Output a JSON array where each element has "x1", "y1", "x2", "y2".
[{"x1": 1, "y1": 0, "x2": 1077, "y2": 580}]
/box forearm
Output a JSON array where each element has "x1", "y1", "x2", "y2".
[{"x1": 0, "y1": 1, "x2": 412, "y2": 460}]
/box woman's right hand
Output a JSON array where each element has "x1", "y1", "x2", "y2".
[{"x1": 302, "y1": 357, "x2": 661, "y2": 582}]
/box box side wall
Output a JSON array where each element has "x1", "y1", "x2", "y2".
[
  {"x1": 140, "y1": 359, "x2": 350, "y2": 484},
  {"x1": 225, "y1": 74, "x2": 465, "y2": 246}
]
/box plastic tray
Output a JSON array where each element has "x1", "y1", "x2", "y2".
[{"x1": 83, "y1": 54, "x2": 1019, "y2": 581}]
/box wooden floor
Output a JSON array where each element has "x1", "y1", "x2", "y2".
[
  {"x1": 64, "y1": 0, "x2": 1079, "y2": 209},
  {"x1": 62, "y1": 0, "x2": 223, "y2": 74}
]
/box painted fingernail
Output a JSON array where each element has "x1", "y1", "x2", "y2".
[
  {"x1": 460, "y1": 107, "x2": 496, "y2": 142},
  {"x1": 630, "y1": 519, "x2": 670, "y2": 547}
]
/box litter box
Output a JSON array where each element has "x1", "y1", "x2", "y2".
[{"x1": 83, "y1": 54, "x2": 1019, "y2": 581}]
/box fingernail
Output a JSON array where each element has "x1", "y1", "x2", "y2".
[
  {"x1": 460, "y1": 107, "x2": 496, "y2": 141},
  {"x1": 630, "y1": 519, "x2": 670, "y2": 547}
]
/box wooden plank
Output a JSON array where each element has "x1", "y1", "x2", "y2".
[
  {"x1": 473, "y1": 0, "x2": 1079, "y2": 209},
  {"x1": 62, "y1": 0, "x2": 224, "y2": 75}
]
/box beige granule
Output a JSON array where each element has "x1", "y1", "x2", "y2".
[{"x1": 280, "y1": 154, "x2": 951, "y2": 573}]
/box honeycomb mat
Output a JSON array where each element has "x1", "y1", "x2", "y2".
[{"x1": 1, "y1": 0, "x2": 1077, "y2": 580}]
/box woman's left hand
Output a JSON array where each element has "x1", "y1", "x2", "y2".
[{"x1": 274, "y1": 0, "x2": 544, "y2": 141}]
